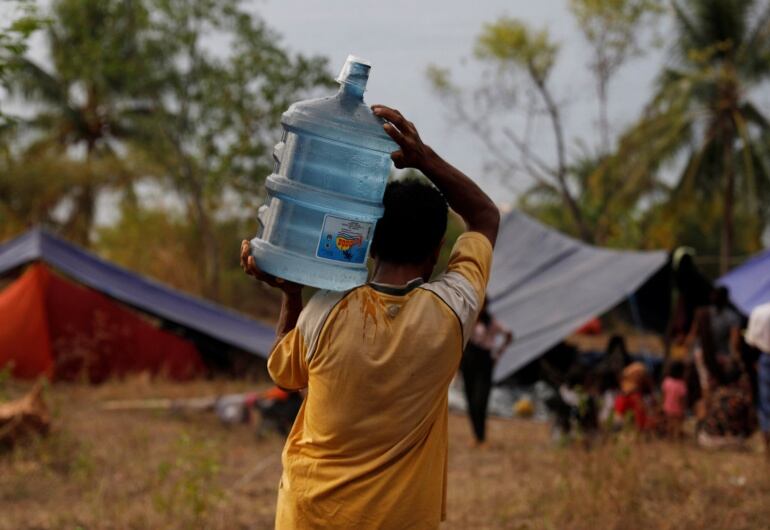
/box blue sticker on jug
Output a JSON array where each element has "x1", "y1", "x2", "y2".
[{"x1": 316, "y1": 215, "x2": 373, "y2": 264}]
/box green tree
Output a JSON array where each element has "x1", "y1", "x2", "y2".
[
  {"x1": 140, "y1": 0, "x2": 332, "y2": 298},
  {"x1": 429, "y1": 19, "x2": 593, "y2": 238},
  {"x1": 3, "y1": 0, "x2": 332, "y2": 302},
  {"x1": 569, "y1": 0, "x2": 663, "y2": 152},
  {"x1": 519, "y1": 149, "x2": 665, "y2": 245},
  {"x1": 0, "y1": 0, "x2": 44, "y2": 124},
  {"x1": 6, "y1": 0, "x2": 168, "y2": 244},
  {"x1": 616, "y1": 0, "x2": 770, "y2": 272},
  {"x1": 428, "y1": 7, "x2": 661, "y2": 244}
]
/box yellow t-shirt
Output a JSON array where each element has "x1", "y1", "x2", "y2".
[{"x1": 268, "y1": 232, "x2": 493, "y2": 530}]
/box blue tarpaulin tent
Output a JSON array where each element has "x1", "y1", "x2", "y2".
[
  {"x1": 0, "y1": 228, "x2": 275, "y2": 357},
  {"x1": 488, "y1": 211, "x2": 669, "y2": 382},
  {"x1": 719, "y1": 248, "x2": 770, "y2": 315}
]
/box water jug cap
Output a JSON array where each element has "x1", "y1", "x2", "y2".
[{"x1": 336, "y1": 54, "x2": 371, "y2": 90}]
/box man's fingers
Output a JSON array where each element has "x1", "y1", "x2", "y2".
[
  {"x1": 383, "y1": 122, "x2": 406, "y2": 147},
  {"x1": 247, "y1": 256, "x2": 260, "y2": 275},
  {"x1": 372, "y1": 105, "x2": 409, "y2": 131},
  {"x1": 240, "y1": 240, "x2": 251, "y2": 270},
  {"x1": 391, "y1": 151, "x2": 406, "y2": 168},
  {"x1": 247, "y1": 256, "x2": 276, "y2": 283}
]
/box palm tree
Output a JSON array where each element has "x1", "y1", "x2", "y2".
[
  {"x1": 520, "y1": 150, "x2": 665, "y2": 246},
  {"x1": 7, "y1": 0, "x2": 166, "y2": 245},
  {"x1": 617, "y1": 0, "x2": 770, "y2": 272}
]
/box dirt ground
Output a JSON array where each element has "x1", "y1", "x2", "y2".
[{"x1": 2, "y1": 379, "x2": 769, "y2": 530}]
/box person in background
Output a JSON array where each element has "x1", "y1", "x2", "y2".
[
  {"x1": 661, "y1": 360, "x2": 688, "y2": 439},
  {"x1": 614, "y1": 362, "x2": 654, "y2": 432},
  {"x1": 688, "y1": 286, "x2": 743, "y2": 398},
  {"x1": 557, "y1": 365, "x2": 599, "y2": 444},
  {"x1": 461, "y1": 298, "x2": 513, "y2": 447},
  {"x1": 745, "y1": 302, "x2": 770, "y2": 457},
  {"x1": 603, "y1": 334, "x2": 631, "y2": 376},
  {"x1": 246, "y1": 387, "x2": 304, "y2": 437},
  {"x1": 696, "y1": 359, "x2": 754, "y2": 449}
]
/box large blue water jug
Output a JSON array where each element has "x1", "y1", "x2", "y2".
[{"x1": 250, "y1": 55, "x2": 397, "y2": 291}]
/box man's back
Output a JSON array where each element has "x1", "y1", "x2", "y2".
[{"x1": 268, "y1": 232, "x2": 492, "y2": 529}]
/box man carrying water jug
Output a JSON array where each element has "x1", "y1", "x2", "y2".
[{"x1": 241, "y1": 105, "x2": 499, "y2": 529}]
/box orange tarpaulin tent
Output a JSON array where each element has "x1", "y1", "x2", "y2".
[{"x1": 0, "y1": 264, "x2": 204, "y2": 382}]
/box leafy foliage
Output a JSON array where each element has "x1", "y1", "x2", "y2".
[
  {"x1": 475, "y1": 18, "x2": 559, "y2": 84},
  {"x1": 611, "y1": 0, "x2": 770, "y2": 270},
  {"x1": 569, "y1": 0, "x2": 664, "y2": 150},
  {"x1": 430, "y1": 1, "x2": 768, "y2": 267},
  {"x1": 5, "y1": 0, "x2": 171, "y2": 244},
  {"x1": 1, "y1": 0, "x2": 332, "y2": 309},
  {"x1": 137, "y1": 0, "x2": 333, "y2": 296},
  {"x1": 0, "y1": 0, "x2": 45, "y2": 115}
]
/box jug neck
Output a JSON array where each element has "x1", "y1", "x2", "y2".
[
  {"x1": 336, "y1": 56, "x2": 370, "y2": 101},
  {"x1": 338, "y1": 82, "x2": 365, "y2": 100}
]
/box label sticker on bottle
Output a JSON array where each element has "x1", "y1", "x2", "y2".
[{"x1": 316, "y1": 215, "x2": 373, "y2": 264}]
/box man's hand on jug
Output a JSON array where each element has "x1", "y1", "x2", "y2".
[
  {"x1": 240, "y1": 240, "x2": 303, "y2": 294},
  {"x1": 372, "y1": 105, "x2": 435, "y2": 171}
]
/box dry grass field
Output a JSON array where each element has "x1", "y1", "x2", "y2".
[{"x1": 2, "y1": 378, "x2": 769, "y2": 530}]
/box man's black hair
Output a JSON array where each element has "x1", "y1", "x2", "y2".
[{"x1": 370, "y1": 178, "x2": 448, "y2": 264}]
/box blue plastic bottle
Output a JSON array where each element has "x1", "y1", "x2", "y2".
[{"x1": 250, "y1": 55, "x2": 397, "y2": 291}]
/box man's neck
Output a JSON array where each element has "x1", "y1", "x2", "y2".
[{"x1": 370, "y1": 260, "x2": 428, "y2": 286}]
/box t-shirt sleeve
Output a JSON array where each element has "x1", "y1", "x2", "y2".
[
  {"x1": 267, "y1": 328, "x2": 309, "y2": 390},
  {"x1": 421, "y1": 231, "x2": 494, "y2": 345},
  {"x1": 267, "y1": 289, "x2": 349, "y2": 390},
  {"x1": 446, "y1": 232, "x2": 494, "y2": 301}
]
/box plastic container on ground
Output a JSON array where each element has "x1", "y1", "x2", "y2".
[{"x1": 250, "y1": 55, "x2": 397, "y2": 291}]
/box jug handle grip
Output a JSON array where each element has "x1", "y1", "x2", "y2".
[
  {"x1": 273, "y1": 141, "x2": 285, "y2": 165},
  {"x1": 256, "y1": 204, "x2": 269, "y2": 237}
]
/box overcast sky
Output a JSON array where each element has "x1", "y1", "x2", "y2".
[
  {"x1": 251, "y1": 0, "x2": 665, "y2": 204},
  {"x1": 4, "y1": 0, "x2": 666, "y2": 206}
]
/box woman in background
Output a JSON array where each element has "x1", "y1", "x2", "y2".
[{"x1": 461, "y1": 298, "x2": 513, "y2": 447}]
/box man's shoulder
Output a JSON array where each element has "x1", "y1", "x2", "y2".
[
  {"x1": 300, "y1": 288, "x2": 357, "y2": 329},
  {"x1": 418, "y1": 273, "x2": 482, "y2": 344},
  {"x1": 304, "y1": 288, "x2": 352, "y2": 312},
  {"x1": 296, "y1": 288, "x2": 357, "y2": 361}
]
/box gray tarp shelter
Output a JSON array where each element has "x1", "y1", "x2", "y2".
[
  {"x1": 488, "y1": 211, "x2": 668, "y2": 382},
  {"x1": 0, "y1": 228, "x2": 275, "y2": 356}
]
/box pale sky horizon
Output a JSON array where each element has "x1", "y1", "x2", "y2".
[
  {"x1": 251, "y1": 0, "x2": 666, "y2": 205},
  {"x1": 4, "y1": 0, "x2": 667, "y2": 210}
]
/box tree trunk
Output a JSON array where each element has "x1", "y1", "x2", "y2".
[
  {"x1": 720, "y1": 137, "x2": 735, "y2": 275},
  {"x1": 69, "y1": 183, "x2": 96, "y2": 247},
  {"x1": 188, "y1": 175, "x2": 220, "y2": 300},
  {"x1": 598, "y1": 76, "x2": 610, "y2": 155},
  {"x1": 64, "y1": 151, "x2": 96, "y2": 247},
  {"x1": 534, "y1": 76, "x2": 593, "y2": 242}
]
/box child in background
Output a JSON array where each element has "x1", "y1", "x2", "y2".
[
  {"x1": 662, "y1": 361, "x2": 688, "y2": 438},
  {"x1": 614, "y1": 362, "x2": 653, "y2": 431}
]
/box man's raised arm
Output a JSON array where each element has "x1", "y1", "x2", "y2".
[
  {"x1": 240, "y1": 240, "x2": 303, "y2": 341},
  {"x1": 372, "y1": 105, "x2": 500, "y2": 246}
]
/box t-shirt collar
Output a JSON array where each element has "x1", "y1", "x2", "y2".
[{"x1": 367, "y1": 277, "x2": 424, "y2": 296}]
